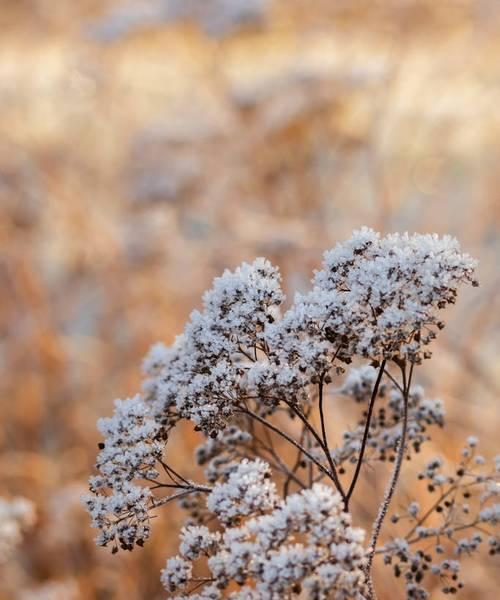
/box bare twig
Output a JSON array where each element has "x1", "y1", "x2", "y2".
[
  {"x1": 345, "y1": 360, "x2": 387, "y2": 509},
  {"x1": 238, "y1": 407, "x2": 337, "y2": 484},
  {"x1": 282, "y1": 399, "x2": 346, "y2": 500},
  {"x1": 365, "y1": 361, "x2": 414, "y2": 595}
]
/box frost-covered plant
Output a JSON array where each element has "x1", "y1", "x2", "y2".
[{"x1": 84, "y1": 228, "x2": 498, "y2": 599}]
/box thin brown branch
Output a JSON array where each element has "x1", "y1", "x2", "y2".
[
  {"x1": 365, "y1": 361, "x2": 414, "y2": 592},
  {"x1": 238, "y1": 407, "x2": 337, "y2": 484},
  {"x1": 282, "y1": 399, "x2": 346, "y2": 500},
  {"x1": 345, "y1": 359, "x2": 387, "y2": 509}
]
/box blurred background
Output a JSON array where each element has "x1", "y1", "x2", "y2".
[{"x1": 0, "y1": 1, "x2": 499, "y2": 598}]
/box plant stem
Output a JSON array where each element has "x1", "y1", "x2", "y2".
[
  {"x1": 238, "y1": 407, "x2": 336, "y2": 483},
  {"x1": 318, "y1": 375, "x2": 345, "y2": 498},
  {"x1": 345, "y1": 359, "x2": 386, "y2": 509},
  {"x1": 283, "y1": 399, "x2": 346, "y2": 500},
  {"x1": 365, "y1": 361, "x2": 414, "y2": 595}
]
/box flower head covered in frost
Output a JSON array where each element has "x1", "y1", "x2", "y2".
[
  {"x1": 151, "y1": 257, "x2": 285, "y2": 435},
  {"x1": 83, "y1": 395, "x2": 162, "y2": 551},
  {"x1": 162, "y1": 475, "x2": 368, "y2": 599},
  {"x1": 206, "y1": 459, "x2": 280, "y2": 525},
  {"x1": 291, "y1": 228, "x2": 477, "y2": 365}
]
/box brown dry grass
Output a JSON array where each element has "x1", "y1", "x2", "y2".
[{"x1": 0, "y1": 1, "x2": 499, "y2": 598}]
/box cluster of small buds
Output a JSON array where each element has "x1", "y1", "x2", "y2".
[
  {"x1": 150, "y1": 258, "x2": 285, "y2": 435},
  {"x1": 83, "y1": 481, "x2": 152, "y2": 551},
  {"x1": 417, "y1": 457, "x2": 448, "y2": 489},
  {"x1": 141, "y1": 341, "x2": 183, "y2": 429},
  {"x1": 139, "y1": 229, "x2": 476, "y2": 437},
  {"x1": 455, "y1": 533, "x2": 483, "y2": 555},
  {"x1": 310, "y1": 228, "x2": 478, "y2": 364},
  {"x1": 162, "y1": 480, "x2": 367, "y2": 598},
  {"x1": 333, "y1": 370, "x2": 444, "y2": 468},
  {"x1": 93, "y1": 396, "x2": 162, "y2": 486},
  {"x1": 383, "y1": 540, "x2": 463, "y2": 598},
  {"x1": 82, "y1": 396, "x2": 163, "y2": 551},
  {"x1": 264, "y1": 303, "x2": 344, "y2": 388},
  {"x1": 161, "y1": 556, "x2": 193, "y2": 593},
  {"x1": 244, "y1": 359, "x2": 310, "y2": 409},
  {"x1": 179, "y1": 525, "x2": 221, "y2": 560},
  {"x1": 195, "y1": 425, "x2": 252, "y2": 484},
  {"x1": 479, "y1": 504, "x2": 500, "y2": 525},
  {"x1": 206, "y1": 459, "x2": 280, "y2": 525},
  {"x1": 0, "y1": 497, "x2": 36, "y2": 563},
  {"x1": 382, "y1": 438, "x2": 500, "y2": 598}
]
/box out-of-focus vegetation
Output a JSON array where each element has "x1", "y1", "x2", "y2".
[{"x1": 0, "y1": 1, "x2": 499, "y2": 598}]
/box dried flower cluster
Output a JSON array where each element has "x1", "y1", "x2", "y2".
[
  {"x1": 163, "y1": 478, "x2": 367, "y2": 599},
  {"x1": 382, "y1": 437, "x2": 500, "y2": 598},
  {"x1": 83, "y1": 396, "x2": 163, "y2": 550},
  {"x1": 84, "y1": 229, "x2": 497, "y2": 599}
]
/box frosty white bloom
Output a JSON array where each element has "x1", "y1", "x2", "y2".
[
  {"x1": 168, "y1": 481, "x2": 367, "y2": 598},
  {"x1": 255, "y1": 544, "x2": 322, "y2": 594},
  {"x1": 83, "y1": 481, "x2": 152, "y2": 550},
  {"x1": 148, "y1": 258, "x2": 285, "y2": 435},
  {"x1": 200, "y1": 257, "x2": 283, "y2": 348},
  {"x1": 142, "y1": 341, "x2": 171, "y2": 375},
  {"x1": 303, "y1": 228, "x2": 477, "y2": 364},
  {"x1": 0, "y1": 497, "x2": 36, "y2": 562},
  {"x1": 303, "y1": 562, "x2": 367, "y2": 600},
  {"x1": 135, "y1": 229, "x2": 475, "y2": 437},
  {"x1": 207, "y1": 459, "x2": 279, "y2": 524},
  {"x1": 93, "y1": 395, "x2": 162, "y2": 487},
  {"x1": 161, "y1": 556, "x2": 193, "y2": 593},
  {"x1": 82, "y1": 395, "x2": 163, "y2": 550},
  {"x1": 179, "y1": 525, "x2": 220, "y2": 560}
]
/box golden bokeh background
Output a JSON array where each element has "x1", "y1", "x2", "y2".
[{"x1": 1, "y1": 1, "x2": 499, "y2": 598}]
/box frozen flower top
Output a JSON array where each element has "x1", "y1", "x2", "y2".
[
  {"x1": 206, "y1": 459, "x2": 279, "y2": 525},
  {"x1": 291, "y1": 228, "x2": 478, "y2": 364},
  {"x1": 83, "y1": 396, "x2": 162, "y2": 551},
  {"x1": 162, "y1": 480, "x2": 367, "y2": 599},
  {"x1": 200, "y1": 257, "x2": 284, "y2": 347},
  {"x1": 145, "y1": 257, "x2": 284, "y2": 434},
  {"x1": 139, "y1": 229, "x2": 476, "y2": 434}
]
